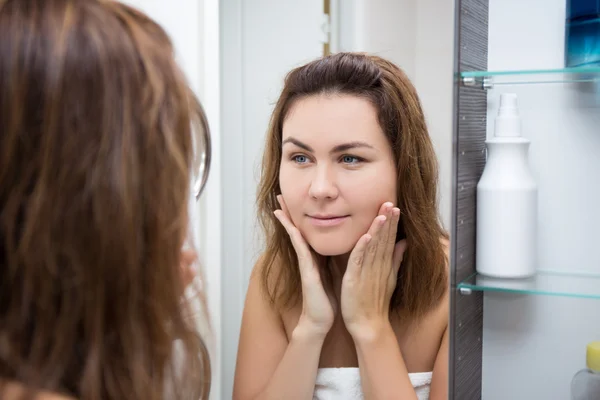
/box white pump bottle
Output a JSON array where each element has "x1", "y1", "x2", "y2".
[{"x1": 476, "y1": 93, "x2": 538, "y2": 278}]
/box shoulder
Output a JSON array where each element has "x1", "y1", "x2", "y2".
[
  {"x1": 249, "y1": 253, "x2": 300, "y2": 334},
  {"x1": 234, "y1": 255, "x2": 291, "y2": 399},
  {"x1": 250, "y1": 253, "x2": 278, "y2": 292},
  {"x1": 247, "y1": 253, "x2": 287, "y2": 316},
  {"x1": 252, "y1": 249, "x2": 301, "y2": 312},
  {"x1": 248, "y1": 253, "x2": 273, "y2": 305},
  {"x1": 238, "y1": 253, "x2": 288, "y2": 352}
]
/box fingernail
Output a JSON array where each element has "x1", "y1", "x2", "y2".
[
  {"x1": 393, "y1": 208, "x2": 400, "y2": 217},
  {"x1": 378, "y1": 215, "x2": 387, "y2": 223},
  {"x1": 365, "y1": 234, "x2": 372, "y2": 243},
  {"x1": 385, "y1": 202, "x2": 394, "y2": 208}
]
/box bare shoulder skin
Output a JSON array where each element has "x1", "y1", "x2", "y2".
[{"x1": 232, "y1": 258, "x2": 291, "y2": 400}]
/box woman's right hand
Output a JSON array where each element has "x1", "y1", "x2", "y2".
[{"x1": 274, "y1": 195, "x2": 335, "y2": 339}]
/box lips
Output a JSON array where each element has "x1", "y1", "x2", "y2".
[
  {"x1": 307, "y1": 214, "x2": 349, "y2": 227},
  {"x1": 310, "y1": 214, "x2": 347, "y2": 219}
]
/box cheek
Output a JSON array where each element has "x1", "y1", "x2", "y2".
[
  {"x1": 343, "y1": 171, "x2": 396, "y2": 226},
  {"x1": 278, "y1": 165, "x2": 306, "y2": 215},
  {"x1": 343, "y1": 168, "x2": 396, "y2": 206}
]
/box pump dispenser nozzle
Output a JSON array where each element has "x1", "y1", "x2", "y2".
[{"x1": 494, "y1": 93, "x2": 521, "y2": 138}]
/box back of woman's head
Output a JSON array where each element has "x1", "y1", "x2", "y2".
[
  {"x1": 257, "y1": 52, "x2": 447, "y2": 319},
  {"x1": 0, "y1": 0, "x2": 210, "y2": 398}
]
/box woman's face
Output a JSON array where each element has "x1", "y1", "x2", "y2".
[{"x1": 279, "y1": 94, "x2": 397, "y2": 256}]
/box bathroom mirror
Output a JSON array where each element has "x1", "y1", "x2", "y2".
[{"x1": 218, "y1": 1, "x2": 456, "y2": 399}]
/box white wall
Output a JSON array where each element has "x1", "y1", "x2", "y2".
[
  {"x1": 337, "y1": 0, "x2": 455, "y2": 230},
  {"x1": 482, "y1": 0, "x2": 600, "y2": 399},
  {"x1": 219, "y1": 1, "x2": 325, "y2": 398},
  {"x1": 338, "y1": 0, "x2": 417, "y2": 79},
  {"x1": 118, "y1": 1, "x2": 222, "y2": 399},
  {"x1": 414, "y1": 0, "x2": 455, "y2": 232}
]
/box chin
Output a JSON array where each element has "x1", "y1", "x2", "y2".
[{"x1": 305, "y1": 235, "x2": 356, "y2": 257}]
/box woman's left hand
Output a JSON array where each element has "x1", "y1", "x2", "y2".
[
  {"x1": 340, "y1": 202, "x2": 408, "y2": 341},
  {"x1": 180, "y1": 249, "x2": 198, "y2": 290}
]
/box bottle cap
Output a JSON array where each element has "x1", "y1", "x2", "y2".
[
  {"x1": 494, "y1": 93, "x2": 521, "y2": 138},
  {"x1": 587, "y1": 341, "x2": 600, "y2": 372}
]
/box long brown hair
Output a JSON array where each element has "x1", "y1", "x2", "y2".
[
  {"x1": 0, "y1": 0, "x2": 210, "y2": 399},
  {"x1": 257, "y1": 52, "x2": 447, "y2": 319}
]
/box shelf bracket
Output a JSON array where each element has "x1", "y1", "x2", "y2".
[
  {"x1": 458, "y1": 287, "x2": 473, "y2": 295},
  {"x1": 461, "y1": 76, "x2": 494, "y2": 90}
]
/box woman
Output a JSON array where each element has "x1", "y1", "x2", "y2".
[
  {"x1": 234, "y1": 52, "x2": 449, "y2": 400},
  {"x1": 0, "y1": 0, "x2": 211, "y2": 399}
]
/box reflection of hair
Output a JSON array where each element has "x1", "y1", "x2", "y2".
[
  {"x1": 257, "y1": 52, "x2": 448, "y2": 319},
  {"x1": 0, "y1": 1, "x2": 210, "y2": 399}
]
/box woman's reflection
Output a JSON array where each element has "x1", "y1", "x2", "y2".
[{"x1": 233, "y1": 52, "x2": 449, "y2": 400}]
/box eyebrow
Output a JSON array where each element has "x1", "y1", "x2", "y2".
[{"x1": 282, "y1": 137, "x2": 375, "y2": 154}]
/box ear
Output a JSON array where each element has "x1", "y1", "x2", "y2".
[{"x1": 392, "y1": 239, "x2": 408, "y2": 274}]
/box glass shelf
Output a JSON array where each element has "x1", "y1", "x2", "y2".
[
  {"x1": 457, "y1": 270, "x2": 600, "y2": 299},
  {"x1": 460, "y1": 66, "x2": 600, "y2": 86}
]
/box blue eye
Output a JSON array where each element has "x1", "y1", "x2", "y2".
[
  {"x1": 293, "y1": 155, "x2": 309, "y2": 164},
  {"x1": 341, "y1": 155, "x2": 361, "y2": 164}
]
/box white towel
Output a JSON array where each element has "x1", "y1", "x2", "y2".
[{"x1": 313, "y1": 367, "x2": 432, "y2": 400}]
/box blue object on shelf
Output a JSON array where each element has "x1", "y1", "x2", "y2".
[{"x1": 565, "y1": 0, "x2": 600, "y2": 67}]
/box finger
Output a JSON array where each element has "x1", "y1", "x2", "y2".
[
  {"x1": 375, "y1": 203, "x2": 394, "y2": 261},
  {"x1": 276, "y1": 195, "x2": 315, "y2": 263},
  {"x1": 277, "y1": 194, "x2": 291, "y2": 219},
  {"x1": 275, "y1": 196, "x2": 309, "y2": 257},
  {"x1": 346, "y1": 233, "x2": 372, "y2": 280},
  {"x1": 180, "y1": 249, "x2": 198, "y2": 267},
  {"x1": 360, "y1": 214, "x2": 388, "y2": 277},
  {"x1": 392, "y1": 239, "x2": 408, "y2": 275},
  {"x1": 273, "y1": 210, "x2": 311, "y2": 262},
  {"x1": 179, "y1": 249, "x2": 198, "y2": 289},
  {"x1": 376, "y1": 202, "x2": 389, "y2": 217},
  {"x1": 385, "y1": 207, "x2": 401, "y2": 261},
  {"x1": 274, "y1": 210, "x2": 325, "y2": 291}
]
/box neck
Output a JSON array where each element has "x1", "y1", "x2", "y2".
[
  {"x1": 321, "y1": 253, "x2": 351, "y2": 297},
  {"x1": 330, "y1": 253, "x2": 350, "y2": 272}
]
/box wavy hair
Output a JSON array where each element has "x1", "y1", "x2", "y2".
[
  {"x1": 0, "y1": 0, "x2": 210, "y2": 398},
  {"x1": 257, "y1": 52, "x2": 447, "y2": 319}
]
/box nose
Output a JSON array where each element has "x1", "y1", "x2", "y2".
[{"x1": 308, "y1": 165, "x2": 339, "y2": 200}]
